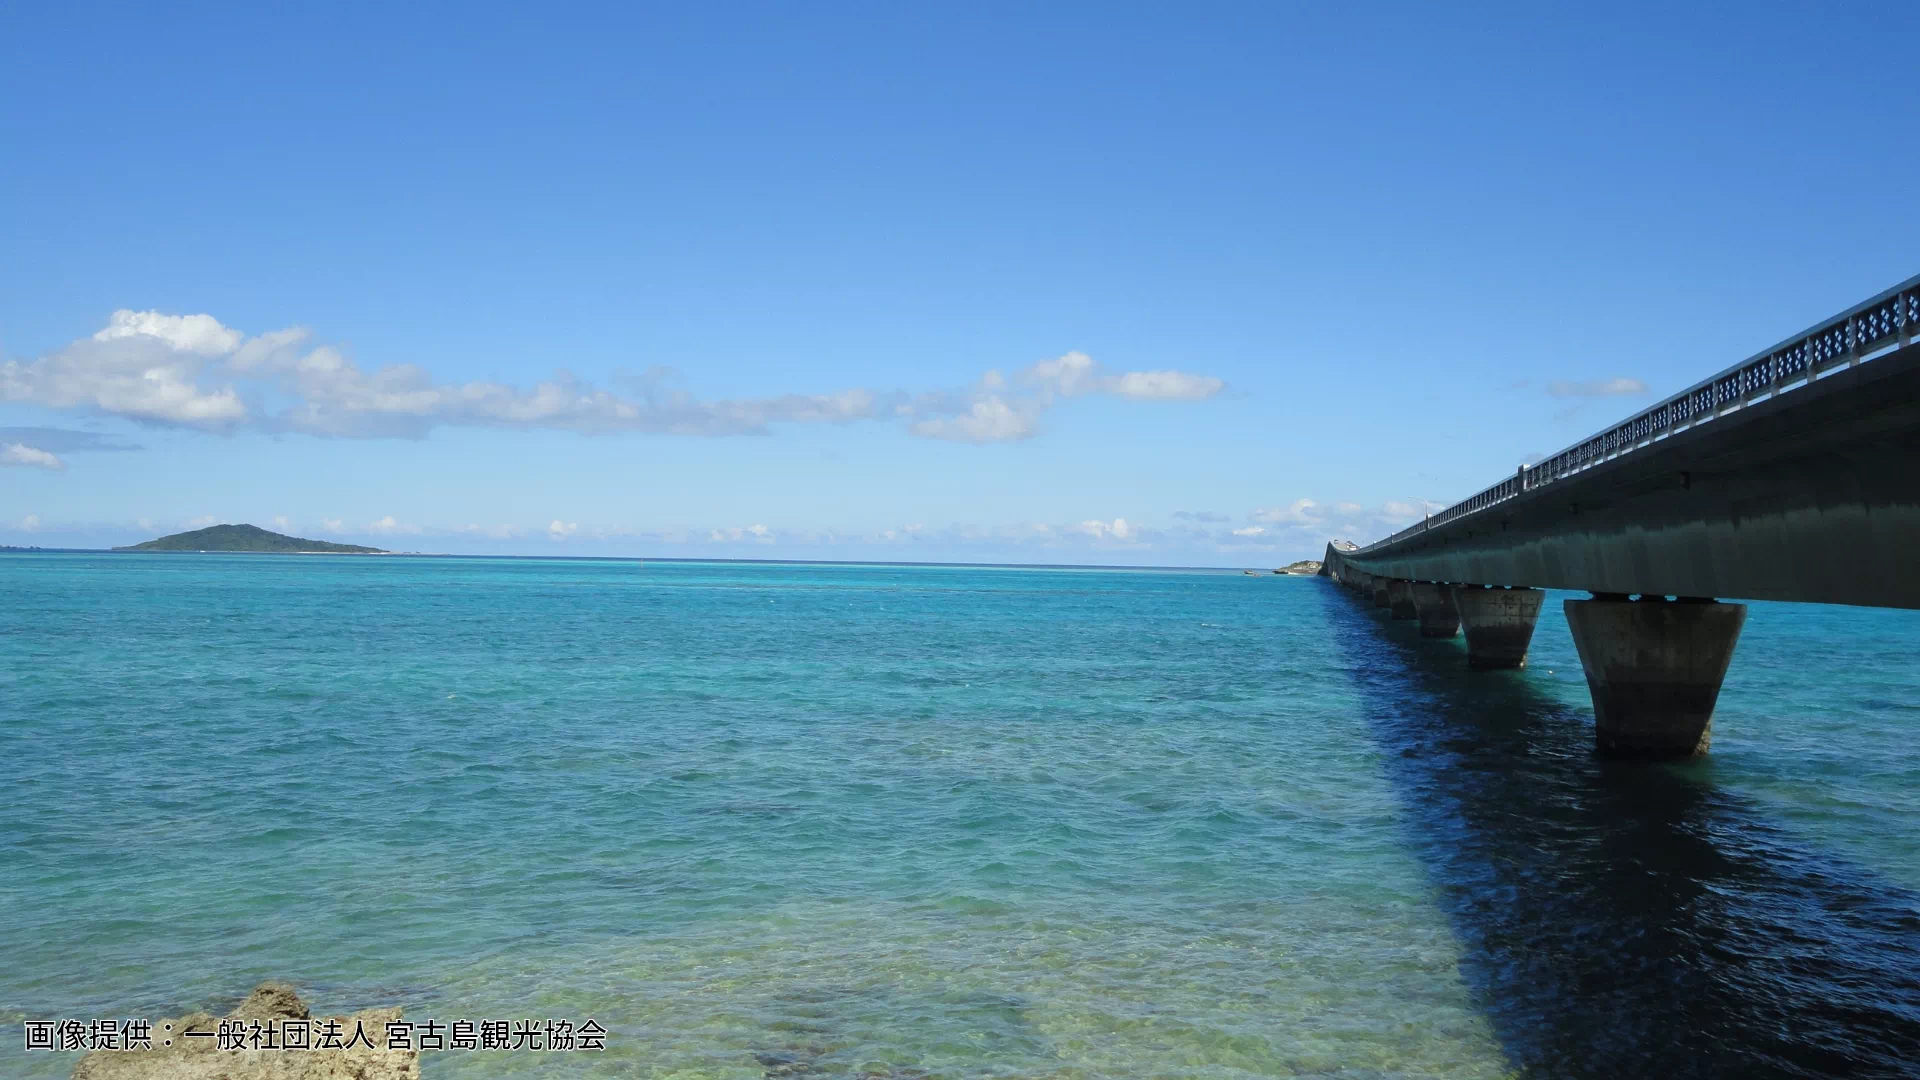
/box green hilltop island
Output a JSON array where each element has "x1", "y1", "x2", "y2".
[{"x1": 113, "y1": 523, "x2": 386, "y2": 554}]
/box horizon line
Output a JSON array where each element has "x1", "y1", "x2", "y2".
[{"x1": 0, "y1": 547, "x2": 1322, "y2": 574}]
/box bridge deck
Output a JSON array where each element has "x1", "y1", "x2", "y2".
[{"x1": 1329, "y1": 339, "x2": 1920, "y2": 609}]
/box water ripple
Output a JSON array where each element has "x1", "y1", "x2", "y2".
[{"x1": 2, "y1": 554, "x2": 1917, "y2": 1077}]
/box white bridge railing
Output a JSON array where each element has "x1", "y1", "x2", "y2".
[{"x1": 1355, "y1": 274, "x2": 1920, "y2": 554}]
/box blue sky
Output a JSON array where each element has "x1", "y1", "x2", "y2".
[{"x1": 3, "y1": 3, "x2": 1915, "y2": 564}]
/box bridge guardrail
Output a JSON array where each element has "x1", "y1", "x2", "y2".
[{"x1": 1355, "y1": 274, "x2": 1920, "y2": 554}]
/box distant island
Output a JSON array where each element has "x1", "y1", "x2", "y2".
[
  {"x1": 1244, "y1": 560, "x2": 1325, "y2": 576},
  {"x1": 113, "y1": 524, "x2": 386, "y2": 554}
]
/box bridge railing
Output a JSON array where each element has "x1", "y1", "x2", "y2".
[{"x1": 1356, "y1": 273, "x2": 1920, "y2": 554}]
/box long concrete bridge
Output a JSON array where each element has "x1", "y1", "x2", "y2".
[{"x1": 1321, "y1": 273, "x2": 1920, "y2": 759}]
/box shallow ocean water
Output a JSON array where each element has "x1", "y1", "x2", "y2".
[{"x1": 3, "y1": 553, "x2": 1919, "y2": 1078}]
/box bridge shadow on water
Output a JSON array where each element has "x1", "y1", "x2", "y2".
[{"x1": 1317, "y1": 587, "x2": 1920, "y2": 1079}]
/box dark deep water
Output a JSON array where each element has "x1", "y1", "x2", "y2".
[{"x1": 1322, "y1": 585, "x2": 1920, "y2": 1078}]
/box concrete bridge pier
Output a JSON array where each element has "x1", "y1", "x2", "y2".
[
  {"x1": 1450, "y1": 586, "x2": 1544, "y2": 669},
  {"x1": 1372, "y1": 577, "x2": 1392, "y2": 609},
  {"x1": 1409, "y1": 583, "x2": 1460, "y2": 638},
  {"x1": 1563, "y1": 596, "x2": 1747, "y2": 759},
  {"x1": 1387, "y1": 580, "x2": 1419, "y2": 620}
]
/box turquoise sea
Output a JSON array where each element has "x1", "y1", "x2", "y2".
[{"x1": 4, "y1": 553, "x2": 1920, "y2": 1078}]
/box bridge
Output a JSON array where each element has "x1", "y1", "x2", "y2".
[{"x1": 1321, "y1": 273, "x2": 1920, "y2": 759}]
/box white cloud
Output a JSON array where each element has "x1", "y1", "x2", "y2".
[
  {"x1": 1207, "y1": 497, "x2": 1457, "y2": 554},
  {"x1": 708, "y1": 523, "x2": 775, "y2": 543},
  {"x1": 1074, "y1": 517, "x2": 1137, "y2": 541},
  {"x1": 872, "y1": 518, "x2": 1147, "y2": 549},
  {"x1": 270, "y1": 515, "x2": 291, "y2": 531},
  {"x1": 1020, "y1": 351, "x2": 1224, "y2": 401},
  {"x1": 909, "y1": 352, "x2": 1223, "y2": 444},
  {"x1": 548, "y1": 520, "x2": 578, "y2": 541},
  {"x1": 908, "y1": 397, "x2": 1038, "y2": 444},
  {"x1": 0, "y1": 443, "x2": 64, "y2": 469},
  {"x1": 5, "y1": 313, "x2": 1228, "y2": 446},
  {"x1": 19, "y1": 514, "x2": 40, "y2": 532},
  {"x1": 1107, "y1": 370, "x2": 1226, "y2": 400},
  {"x1": 1251, "y1": 499, "x2": 1324, "y2": 526},
  {"x1": 184, "y1": 514, "x2": 219, "y2": 528},
  {"x1": 93, "y1": 310, "x2": 244, "y2": 355},
  {"x1": 1025, "y1": 351, "x2": 1099, "y2": 396},
  {"x1": 320, "y1": 518, "x2": 345, "y2": 534},
  {"x1": 1381, "y1": 500, "x2": 1424, "y2": 523},
  {"x1": 1547, "y1": 377, "x2": 1649, "y2": 399},
  {"x1": 1, "y1": 320, "x2": 247, "y2": 425},
  {"x1": 366, "y1": 515, "x2": 420, "y2": 535}
]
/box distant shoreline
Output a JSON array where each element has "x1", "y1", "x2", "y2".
[{"x1": 0, "y1": 548, "x2": 1325, "y2": 573}]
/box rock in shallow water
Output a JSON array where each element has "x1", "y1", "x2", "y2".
[
  {"x1": 70, "y1": 982, "x2": 417, "y2": 1080},
  {"x1": 229, "y1": 983, "x2": 310, "y2": 1023}
]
